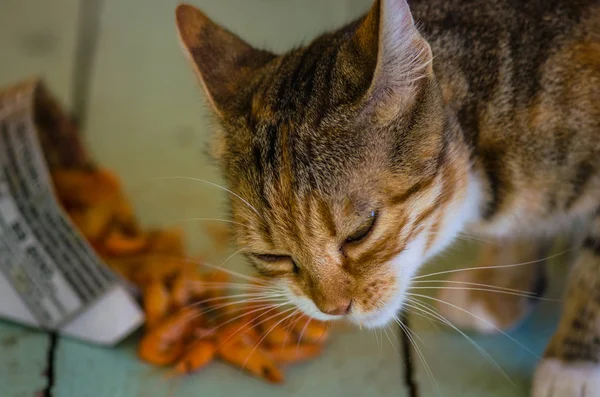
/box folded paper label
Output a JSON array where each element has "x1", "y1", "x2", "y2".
[{"x1": 0, "y1": 80, "x2": 143, "y2": 345}]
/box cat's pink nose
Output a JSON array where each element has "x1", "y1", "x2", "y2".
[{"x1": 320, "y1": 300, "x2": 352, "y2": 316}]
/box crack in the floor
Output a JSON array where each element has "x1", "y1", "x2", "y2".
[
  {"x1": 43, "y1": 332, "x2": 58, "y2": 397},
  {"x1": 399, "y1": 313, "x2": 419, "y2": 397},
  {"x1": 41, "y1": 1, "x2": 103, "y2": 394}
]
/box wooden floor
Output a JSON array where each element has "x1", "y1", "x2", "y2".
[{"x1": 0, "y1": 1, "x2": 563, "y2": 396}]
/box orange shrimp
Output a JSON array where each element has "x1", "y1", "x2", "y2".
[
  {"x1": 171, "y1": 273, "x2": 190, "y2": 309},
  {"x1": 173, "y1": 340, "x2": 217, "y2": 374},
  {"x1": 130, "y1": 257, "x2": 183, "y2": 285},
  {"x1": 257, "y1": 316, "x2": 295, "y2": 347},
  {"x1": 51, "y1": 168, "x2": 120, "y2": 206},
  {"x1": 219, "y1": 340, "x2": 284, "y2": 384},
  {"x1": 202, "y1": 269, "x2": 236, "y2": 315},
  {"x1": 103, "y1": 227, "x2": 147, "y2": 256},
  {"x1": 204, "y1": 269, "x2": 230, "y2": 296},
  {"x1": 69, "y1": 205, "x2": 114, "y2": 241},
  {"x1": 217, "y1": 318, "x2": 260, "y2": 348},
  {"x1": 266, "y1": 344, "x2": 323, "y2": 364},
  {"x1": 147, "y1": 227, "x2": 185, "y2": 255},
  {"x1": 204, "y1": 268, "x2": 230, "y2": 285},
  {"x1": 138, "y1": 308, "x2": 200, "y2": 366},
  {"x1": 113, "y1": 194, "x2": 137, "y2": 228},
  {"x1": 288, "y1": 314, "x2": 329, "y2": 343},
  {"x1": 171, "y1": 266, "x2": 206, "y2": 308},
  {"x1": 103, "y1": 257, "x2": 133, "y2": 280},
  {"x1": 143, "y1": 280, "x2": 171, "y2": 329}
]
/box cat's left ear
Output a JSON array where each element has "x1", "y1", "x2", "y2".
[
  {"x1": 175, "y1": 4, "x2": 276, "y2": 118},
  {"x1": 346, "y1": 0, "x2": 433, "y2": 115}
]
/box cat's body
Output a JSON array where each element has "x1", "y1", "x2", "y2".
[
  {"x1": 175, "y1": 1, "x2": 600, "y2": 395},
  {"x1": 415, "y1": 0, "x2": 600, "y2": 237}
]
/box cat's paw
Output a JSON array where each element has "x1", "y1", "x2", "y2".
[
  {"x1": 532, "y1": 358, "x2": 600, "y2": 397},
  {"x1": 435, "y1": 272, "x2": 533, "y2": 334}
]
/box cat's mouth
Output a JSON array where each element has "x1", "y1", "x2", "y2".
[
  {"x1": 287, "y1": 285, "x2": 406, "y2": 329},
  {"x1": 347, "y1": 295, "x2": 405, "y2": 329}
]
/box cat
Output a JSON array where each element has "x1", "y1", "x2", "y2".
[{"x1": 174, "y1": 0, "x2": 600, "y2": 395}]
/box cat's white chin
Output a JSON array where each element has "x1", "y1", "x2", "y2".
[
  {"x1": 349, "y1": 307, "x2": 398, "y2": 328},
  {"x1": 349, "y1": 294, "x2": 406, "y2": 329}
]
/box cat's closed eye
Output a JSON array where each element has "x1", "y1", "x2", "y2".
[
  {"x1": 343, "y1": 211, "x2": 378, "y2": 247},
  {"x1": 251, "y1": 254, "x2": 299, "y2": 275}
]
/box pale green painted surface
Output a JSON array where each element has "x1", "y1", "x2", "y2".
[
  {"x1": 0, "y1": 321, "x2": 50, "y2": 397},
  {"x1": 52, "y1": 327, "x2": 406, "y2": 397},
  {"x1": 410, "y1": 299, "x2": 560, "y2": 397},
  {"x1": 0, "y1": 0, "x2": 80, "y2": 107},
  {"x1": 409, "y1": 242, "x2": 567, "y2": 397},
  {"x1": 0, "y1": 0, "x2": 569, "y2": 396}
]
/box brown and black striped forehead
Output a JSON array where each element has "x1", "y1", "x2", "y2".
[
  {"x1": 218, "y1": 18, "x2": 383, "y2": 196},
  {"x1": 225, "y1": 119, "x2": 381, "y2": 228},
  {"x1": 223, "y1": 65, "x2": 447, "y2": 230},
  {"x1": 246, "y1": 17, "x2": 376, "y2": 125}
]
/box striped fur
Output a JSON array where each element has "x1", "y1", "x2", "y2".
[{"x1": 177, "y1": 1, "x2": 600, "y2": 393}]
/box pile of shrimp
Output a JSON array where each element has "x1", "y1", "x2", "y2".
[{"x1": 51, "y1": 167, "x2": 329, "y2": 383}]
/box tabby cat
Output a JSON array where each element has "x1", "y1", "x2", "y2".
[{"x1": 175, "y1": 0, "x2": 600, "y2": 395}]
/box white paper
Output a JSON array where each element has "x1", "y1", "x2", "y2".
[{"x1": 0, "y1": 80, "x2": 143, "y2": 345}]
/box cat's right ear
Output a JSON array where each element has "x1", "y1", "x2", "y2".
[
  {"x1": 175, "y1": 4, "x2": 275, "y2": 118},
  {"x1": 347, "y1": 0, "x2": 433, "y2": 119}
]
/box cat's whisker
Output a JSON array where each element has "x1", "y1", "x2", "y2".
[
  {"x1": 394, "y1": 314, "x2": 425, "y2": 345},
  {"x1": 202, "y1": 287, "x2": 284, "y2": 297},
  {"x1": 454, "y1": 233, "x2": 498, "y2": 245},
  {"x1": 208, "y1": 300, "x2": 292, "y2": 339},
  {"x1": 166, "y1": 216, "x2": 247, "y2": 228},
  {"x1": 284, "y1": 311, "x2": 303, "y2": 333},
  {"x1": 408, "y1": 286, "x2": 558, "y2": 301},
  {"x1": 185, "y1": 295, "x2": 281, "y2": 325},
  {"x1": 187, "y1": 282, "x2": 281, "y2": 293},
  {"x1": 190, "y1": 295, "x2": 288, "y2": 317},
  {"x1": 421, "y1": 230, "x2": 498, "y2": 245},
  {"x1": 404, "y1": 298, "x2": 515, "y2": 386},
  {"x1": 412, "y1": 248, "x2": 573, "y2": 280},
  {"x1": 375, "y1": 299, "x2": 408, "y2": 356},
  {"x1": 188, "y1": 299, "x2": 288, "y2": 322},
  {"x1": 241, "y1": 307, "x2": 300, "y2": 371},
  {"x1": 373, "y1": 325, "x2": 381, "y2": 353},
  {"x1": 394, "y1": 315, "x2": 440, "y2": 396},
  {"x1": 208, "y1": 302, "x2": 280, "y2": 323},
  {"x1": 382, "y1": 323, "x2": 400, "y2": 356},
  {"x1": 186, "y1": 278, "x2": 278, "y2": 287},
  {"x1": 411, "y1": 279, "x2": 540, "y2": 295},
  {"x1": 153, "y1": 176, "x2": 266, "y2": 221},
  {"x1": 210, "y1": 247, "x2": 247, "y2": 277},
  {"x1": 274, "y1": 312, "x2": 300, "y2": 347},
  {"x1": 211, "y1": 304, "x2": 290, "y2": 349},
  {"x1": 395, "y1": 314, "x2": 427, "y2": 350},
  {"x1": 123, "y1": 252, "x2": 267, "y2": 285},
  {"x1": 185, "y1": 291, "x2": 286, "y2": 308},
  {"x1": 196, "y1": 259, "x2": 271, "y2": 285},
  {"x1": 296, "y1": 316, "x2": 312, "y2": 353},
  {"x1": 209, "y1": 299, "x2": 286, "y2": 322},
  {"x1": 407, "y1": 293, "x2": 539, "y2": 358},
  {"x1": 188, "y1": 298, "x2": 279, "y2": 329},
  {"x1": 403, "y1": 302, "x2": 444, "y2": 331}
]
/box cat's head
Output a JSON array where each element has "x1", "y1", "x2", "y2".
[{"x1": 176, "y1": 0, "x2": 472, "y2": 327}]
